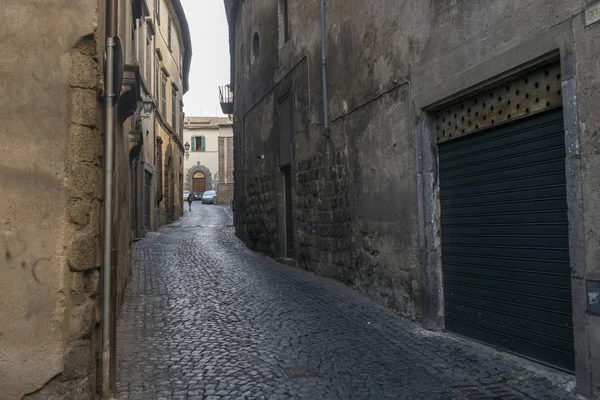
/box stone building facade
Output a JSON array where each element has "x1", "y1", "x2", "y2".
[
  {"x1": 183, "y1": 116, "x2": 234, "y2": 204},
  {"x1": 153, "y1": 0, "x2": 190, "y2": 227},
  {"x1": 0, "y1": 0, "x2": 190, "y2": 398},
  {"x1": 224, "y1": 0, "x2": 600, "y2": 396}
]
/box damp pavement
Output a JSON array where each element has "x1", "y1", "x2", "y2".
[{"x1": 116, "y1": 203, "x2": 579, "y2": 400}]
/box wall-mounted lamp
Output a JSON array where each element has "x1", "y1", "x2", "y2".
[
  {"x1": 184, "y1": 141, "x2": 190, "y2": 160},
  {"x1": 140, "y1": 96, "x2": 155, "y2": 118}
]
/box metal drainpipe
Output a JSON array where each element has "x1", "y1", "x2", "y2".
[
  {"x1": 102, "y1": 0, "x2": 118, "y2": 397},
  {"x1": 320, "y1": 0, "x2": 329, "y2": 133}
]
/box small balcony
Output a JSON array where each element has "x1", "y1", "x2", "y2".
[{"x1": 219, "y1": 85, "x2": 234, "y2": 115}]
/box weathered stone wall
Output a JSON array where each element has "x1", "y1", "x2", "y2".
[
  {"x1": 295, "y1": 143, "x2": 353, "y2": 283},
  {"x1": 0, "y1": 1, "x2": 103, "y2": 398},
  {"x1": 227, "y1": 0, "x2": 600, "y2": 395},
  {"x1": 238, "y1": 173, "x2": 278, "y2": 255}
]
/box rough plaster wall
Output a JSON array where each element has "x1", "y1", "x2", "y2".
[
  {"x1": 343, "y1": 91, "x2": 419, "y2": 318},
  {"x1": 0, "y1": 1, "x2": 101, "y2": 399},
  {"x1": 413, "y1": 0, "x2": 580, "y2": 89}
]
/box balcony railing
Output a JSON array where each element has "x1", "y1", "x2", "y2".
[{"x1": 219, "y1": 85, "x2": 234, "y2": 115}]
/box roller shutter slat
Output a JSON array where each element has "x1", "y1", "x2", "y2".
[{"x1": 439, "y1": 107, "x2": 574, "y2": 371}]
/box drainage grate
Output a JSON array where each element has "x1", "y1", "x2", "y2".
[
  {"x1": 452, "y1": 384, "x2": 530, "y2": 400},
  {"x1": 281, "y1": 367, "x2": 317, "y2": 378}
]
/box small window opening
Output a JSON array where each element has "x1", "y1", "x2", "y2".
[{"x1": 252, "y1": 32, "x2": 260, "y2": 62}]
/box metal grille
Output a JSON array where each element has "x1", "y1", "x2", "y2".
[{"x1": 436, "y1": 64, "x2": 562, "y2": 143}]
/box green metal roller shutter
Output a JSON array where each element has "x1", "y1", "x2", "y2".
[{"x1": 439, "y1": 108, "x2": 574, "y2": 371}]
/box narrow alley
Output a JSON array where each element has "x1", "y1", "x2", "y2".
[{"x1": 116, "y1": 205, "x2": 577, "y2": 400}]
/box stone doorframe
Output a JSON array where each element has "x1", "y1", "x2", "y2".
[
  {"x1": 414, "y1": 24, "x2": 592, "y2": 396},
  {"x1": 185, "y1": 163, "x2": 212, "y2": 192}
]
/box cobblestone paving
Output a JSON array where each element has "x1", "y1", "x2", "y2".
[{"x1": 116, "y1": 203, "x2": 580, "y2": 400}]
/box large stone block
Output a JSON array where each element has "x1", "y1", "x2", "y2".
[
  {"x1": 67, "y1": 198, "x2": 90, "y2": 226},
  {"x1": 67, "y1": 232, "x2": 97, "y2": 272},
  {"x1": 69, "y1": 302, "x2": 95, "y2": 340},
  {"x1": 68, "y1": 125, "x2": 102, "y2": 165},
  {"x1": 62, "y1": 340, "x2": 93, "y2": 381},
  {"x1": 70, "y1": 272, "x2": 86, "y2": 307},
  {"x1": 68, "y1": 162, "x2": 102, "y2": 200},
  {"x1": 69, "y1": 52, "x2": 98, "y2": 89},
  {"x1": 70, "y1": 88, "x2": 99, "y2": 128}
]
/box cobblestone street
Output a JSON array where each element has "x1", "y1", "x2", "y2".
[{"x1": 116, "y1": 204, "x2": 579, "y2": 400}]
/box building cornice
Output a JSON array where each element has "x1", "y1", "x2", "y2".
[
  {"x1": 171, "y1": 0, "x2": 192, "y2": 93},
  {"x1": 224, "y1": 0, "x2": 239, "y2": 90}
]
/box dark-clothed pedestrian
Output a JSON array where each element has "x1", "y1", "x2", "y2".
[{"x1": 187, "y1": 193, "x2": 193, "y2": 212}]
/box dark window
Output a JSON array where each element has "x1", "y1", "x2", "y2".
[
  {"x1": 155, "y1": 59, "x2": 159, "y2": 98},
  {"x1": 252, "y1": 32, "x2": 260, "y2": 62},
  {"x1": 171, "y1": 87, "x2": 177, "y2": 131},
  {"x1": 161, "y1": 74, "x2": 167, "y2": 116},
  {"x1": 168, "y1": 17, "x2": 172, "y2": 50},
  {"x1": 180, "y1": 106, "x2": 184, "y2": 139},
  {"x1": 155, "y1": 0, "x2": 160, "y2": 24},
  {"x1": 283, "y1": 0, "x2": 289, "y2": 42}
]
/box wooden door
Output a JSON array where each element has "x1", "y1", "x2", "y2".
[{"x1": 193, "y1": 172, "x2": 206, "y2": 193}]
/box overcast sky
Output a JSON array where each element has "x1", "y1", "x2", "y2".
[{"x1": 181, "y1": 0, "x2": 230, "y2": 117}]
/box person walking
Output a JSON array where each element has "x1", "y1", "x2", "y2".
[{"x1": 187, "y1": 193, "x2": 193, "y2": 212}]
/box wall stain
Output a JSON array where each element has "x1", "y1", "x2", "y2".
[
  {"x1": 2, "y1": 231, "x2": 50, "y2": 284},
  {"x1": 31, "y1": 257, "x2": 51, "y2": 284}
]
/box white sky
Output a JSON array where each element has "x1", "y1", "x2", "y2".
[{"x1": 181, "y1": 0, "x2": 230, "y2": 117}]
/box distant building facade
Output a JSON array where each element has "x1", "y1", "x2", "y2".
[
  {"x1": 224, "y1": 0, "x2": 600, "y2": 397},
  {"x1": 183, "y1": 116, "x2": 234, "y2": 204}
]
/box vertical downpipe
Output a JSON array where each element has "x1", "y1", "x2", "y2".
[
  {"x1": 320, "y1": 0, "x2": 329, "y2": 133},
  {"x1": 102, "y1": 0, "x2": 118, "y2": 397}
]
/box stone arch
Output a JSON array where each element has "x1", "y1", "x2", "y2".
[{"x1": 185, "y1": 162, "x2": 213, "y2": 192}]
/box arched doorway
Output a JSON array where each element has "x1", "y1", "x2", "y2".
[
  {"x1": 193, "y1": 171, "x2": 206, "y2": 193},
  {"x1": 185, "y1": 163, "x2": 213, "y2": 192}
]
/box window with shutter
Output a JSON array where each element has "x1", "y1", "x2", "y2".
[
  {"x1": 171, "y1": 87, "x2": 177, "y2": 131},
  {"x1": 161, "y1": 74, "x2": 166, "y2": 116},
  {"x1": 155, "y1": 59, "x2": 159, "y2": 98}
]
